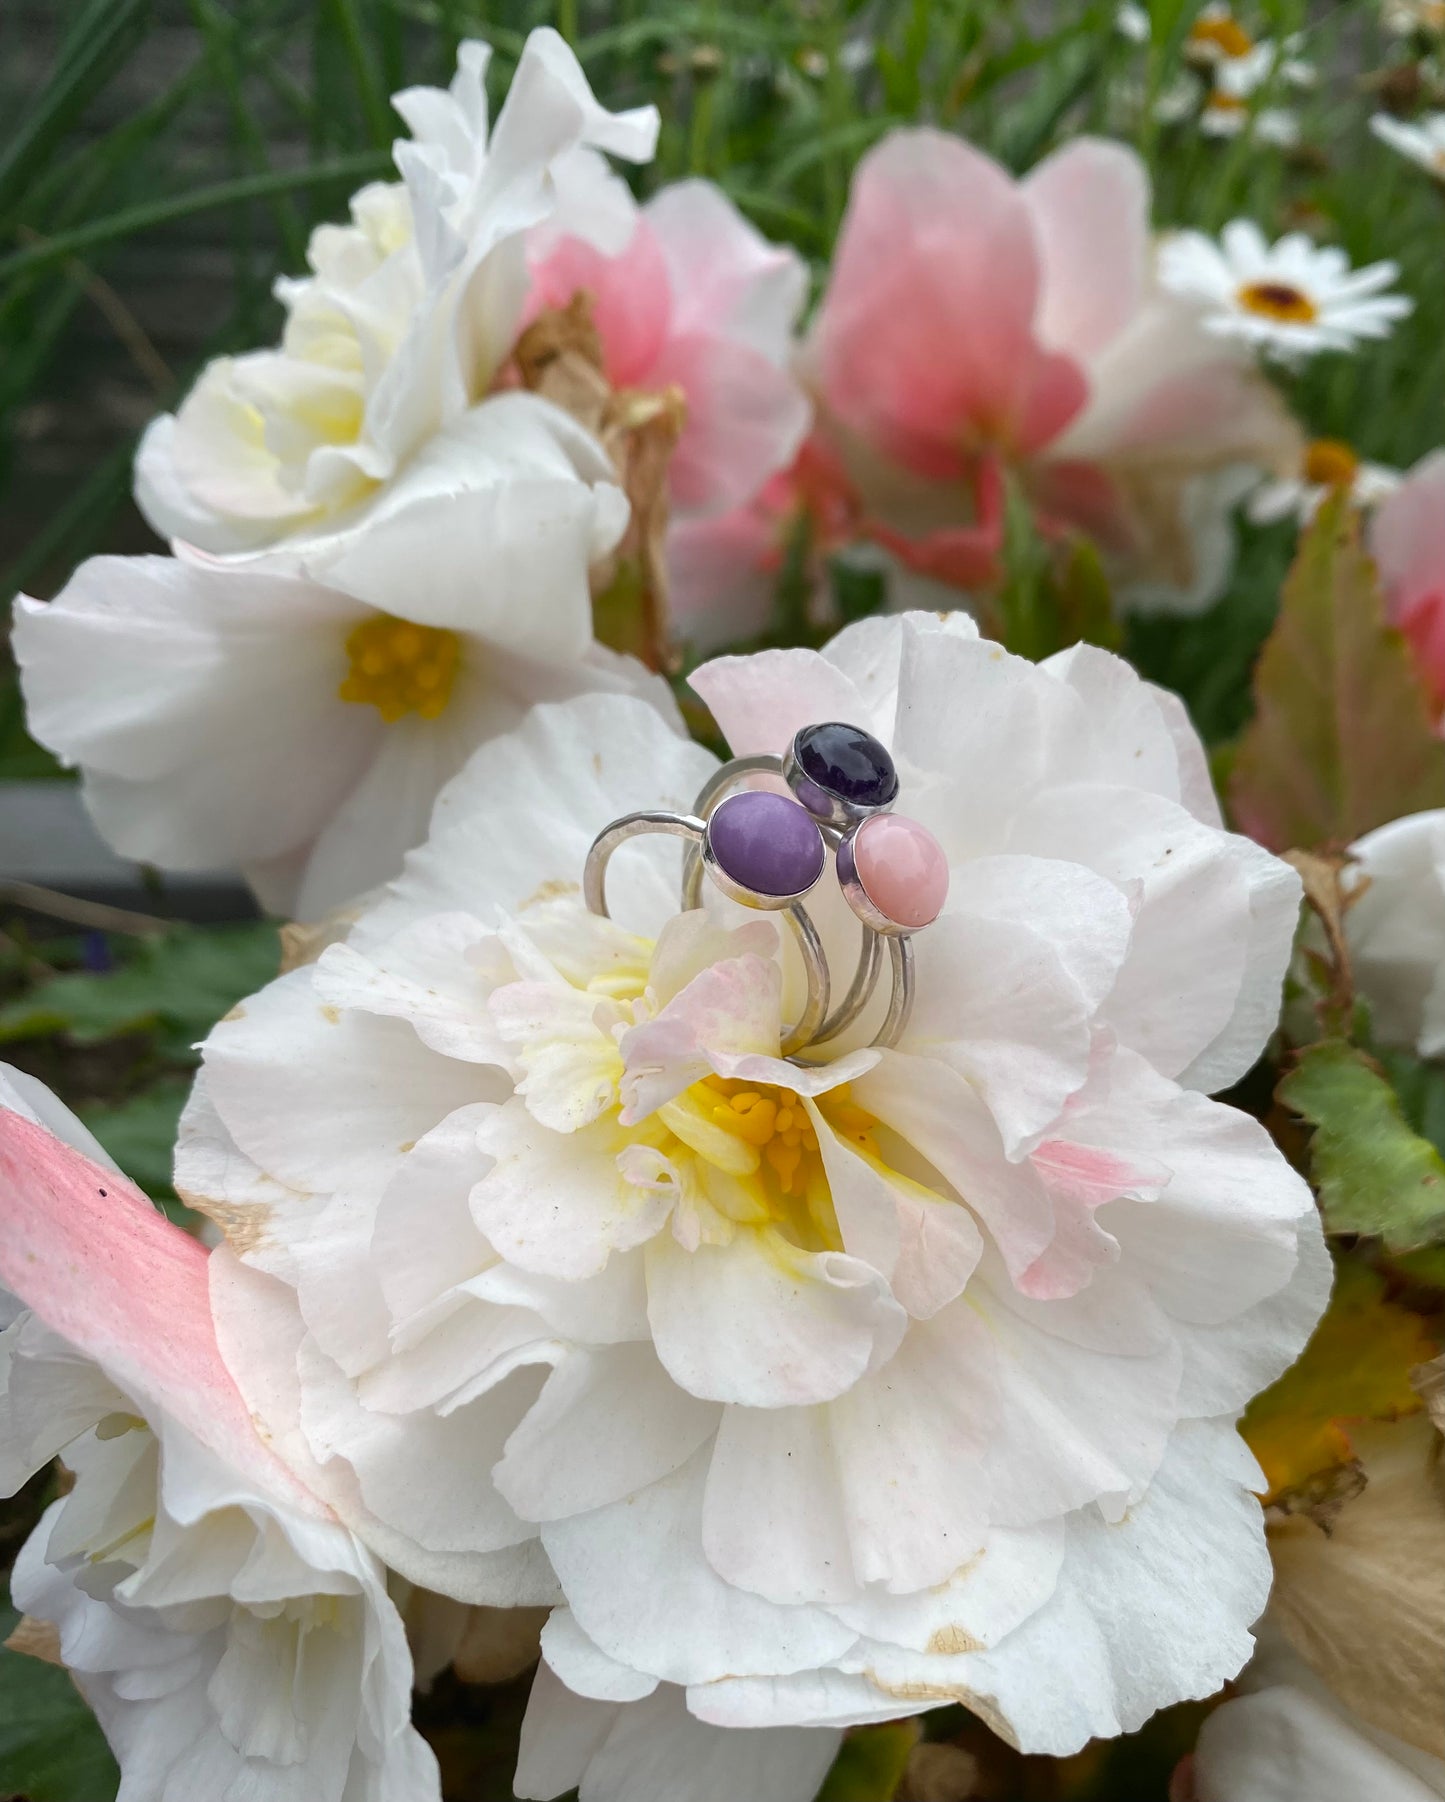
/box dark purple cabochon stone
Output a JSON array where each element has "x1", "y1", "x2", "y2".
[
  {"x1": 795, "y1": 722, "x2": 899, "y2": 809},
  {"x1": 709, "y1": 791, "x2": 825, "y2": 898}
]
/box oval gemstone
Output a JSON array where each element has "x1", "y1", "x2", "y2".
[
  {"x1": 794, "y1": 721, "x2": 899, "y2": 813},
  {"x1": 846, "y1": 813, "x2": 949, "y2": 929},
  {"x1": 708, "y1": 791, "x2": 826, "y2": 899}
]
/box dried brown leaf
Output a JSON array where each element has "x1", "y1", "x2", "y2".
[{"x1": 1269, "y1": 1412, "x2": 1445, "y2": 1758}]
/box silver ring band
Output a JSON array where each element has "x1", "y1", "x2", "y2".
[{"x1": 584, "y1": 808, "x2": 831, "y2": 1056}]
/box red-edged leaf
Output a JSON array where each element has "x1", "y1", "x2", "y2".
[{"x1": 1229, "y1": 493, "x2": 1445, "y2": 850}]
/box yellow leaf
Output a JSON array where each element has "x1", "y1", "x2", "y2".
[{"x1": 1242, "y1": 1259, "x2": 1439, "y2": 1499}]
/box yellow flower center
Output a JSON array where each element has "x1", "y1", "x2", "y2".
[
  {"x1": 648, "y1": 1074, "x2": 883, "y2": 1254},
  {"x1": 1303, "y1": 438, "x2": 1360, "y2": 489},
  {"x1": 1238, "y1": 281, "x2": 1319, "y2": 324},
  {"x1": 1189, "y1": 13, "x2": 1255, "y2": 56},
  {"x1": 339, "y1": 615, "x2": 460, "y2": 723}
]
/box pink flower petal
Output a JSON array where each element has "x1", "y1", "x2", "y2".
[
  {"x1": 1023, "y1": 138, "x2": 1151, "y2": 364},
  {"x1": 0, "y1": 1111, "x2": 324, "y2": 1512},
  {"x1": 816, "y1": 128, "x2": 1087, "y2": 476}
]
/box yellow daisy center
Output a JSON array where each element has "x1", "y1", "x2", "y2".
[
  {"x1": 1303, "y1": 438, "x2": 1360, "y2": 489},
  {"x1": 1189, "y1": 14, "x2": 1255, "y2": 56},
  {"x1": 339, "y1": 615, "x2": 460, "y2": 723},
  {"x1": 1238, "y1": 281, "x2": 1319, "y2": 324}
]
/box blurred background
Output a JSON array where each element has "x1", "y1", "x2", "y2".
[{"x1": 1, "y1": 4, "x2": 1443, "y2": 1796}]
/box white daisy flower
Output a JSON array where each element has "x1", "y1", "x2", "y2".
[
  {"x1": 179, "y1": 612, "x2": 1328, "y2": 1759},
  {"x1": 0, "y1": 1068, "x2": 437, "y2": 1802},
  {"x1": 1116, "y1": 2, "x2": 1151, "y2": 43},
  {"x1": 1372, "y1": 111, "x2": 1445, "y2": 179},
  {"x1": 1248, "y1": 438, "x2": 1401, "y2": 526},
  {"x1": 1200, "y1": 93, "x2": 1301, "y2": 145},
  {"x1": 1157, "y1": 220, "x2": 1413, "y2": 359},
  {"x1": 1186, "y1": 3, "x2": 1259, "y2": 64}
]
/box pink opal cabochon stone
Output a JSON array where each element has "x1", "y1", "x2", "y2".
[{"x1": 850, "y1": 813, "x2": 949, "y2": 929}]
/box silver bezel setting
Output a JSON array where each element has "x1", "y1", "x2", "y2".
[
  {"x1": 783, "y1": 724, "x2": 900, "y2": 832},
  {"x1": 837, "y1": 824, "x2": 913, "y2": 938},
  {"x1": 701, "y1": 793, "x2": 826, "y2": 912}
]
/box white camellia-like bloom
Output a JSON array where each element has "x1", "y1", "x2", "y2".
[
  {"x1": 135, "y1": 31, "x2": 656, "y2": 554},
  {"x1": 0, "y1": 1068, "x2": 437, "y2": 1802},
  {"x1": 178, "y1": 612, "x2": 1329, "y2": 1757},
  {"x1": 1341, "y1": 812, "x2": 1445, "y2": 1057},
  {"x1": 14, "y1": 398, "x2": 672, "y2": 919},
  {"x1": 13, "y1": 32, "x2": 678, "y2": 921},
  {"x1": 1191, "y1": 1638, "x2": 1445, "y2": 1802},
  {"x1": 515, "y1": 1664, "x2": 840, "y2": 1802}
]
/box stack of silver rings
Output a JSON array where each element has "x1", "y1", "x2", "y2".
[{"x1": 583, "y1": 721, "x2": 949, "y2": 1065}]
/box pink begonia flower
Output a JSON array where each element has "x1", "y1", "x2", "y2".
[
  {"x1": 805, "y1": 129, "x2": 1301, "y2": 613},
  {"x1": 0, "y1": 1071, "x2": 437, "y2": 1802},
  {"x1": 1371, "y1": 451, "x2": 1445, "y2": 713},
  {"x1": 527, "y1": 180, "x2": 812, "y2": 648}
]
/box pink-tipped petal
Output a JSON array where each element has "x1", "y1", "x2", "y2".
[
  {"x1": 528, "y1": 217, "x2": 672, "y2": 386},
  {"x1": 1023, "y1": 138, "x2": 1151, "y2": 363},
  {"x1": 690, "y1": 647, "x2": 872, "y2": 759},
  {"x1": 653, "y1": 333, "x2": 811, "y2": 519},
  {"x1": 816, "y1": 128, "x2": 1087, "y2": 476},
  {"x1": 1373, "y1": 451, "x2": 1445, "y2": 622},
  {"x1": 0, "y1": 1111, "x2": 324, "y2": 1512}
]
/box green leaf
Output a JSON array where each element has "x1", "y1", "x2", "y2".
[
  {"x1": 1228, "y1": 492, "x2": 1445, "y2": 851},
  {"x1": 1054, "y1": 536, "x2": 1121, "y2": 654},
  {"x1": 817, "y1": 1720, "x2": 919, "y2": 1802},
  {"x1": 0, "y1": 924, "x2": 280, "y2": 1051},
  {"x1": 1279, "y1": 1039, "x2": 1445, "y2": 1252},
  {"x1": 0, "y1": 1600, "x2": 117, "y2": 1802},
  {"x1": 0, "y1": 153, "x2": 392, "y2": 286}
]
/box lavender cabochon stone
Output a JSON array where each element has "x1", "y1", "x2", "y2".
[{"x1": 708, "y1": 791, "x2": 825, "y2": 898}]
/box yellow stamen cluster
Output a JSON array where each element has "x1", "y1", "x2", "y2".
[
  {"x1": 1237, "y1": 280, "x2": 1319, "y2": 325},
  {"x1": 673, "y1": 1074, "x2": 884, "y2": 1255},
  {"x1": 702, "y1": 1076, "x2": 821, "y2": 1196},
  {"x1": 1303, "y1": 438, "x2": 1361, "y2": 489},
  {"x1": 339, "y1": 614, "x2": 460, "y2": 723}
]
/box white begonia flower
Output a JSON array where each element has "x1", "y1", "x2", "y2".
[
  {"x1": 0, "y1": 1070, "x2": 437, "y2": 1802},
  {"x1": 14, "y1": 398, "x2": 681, "y2": 919},
  {"x1": 1342, "y1": 812, "x2": 1445, "y2": 1058},
  {"x1": 515, "y1": 1663, "x2": 840, "y2": 1802},
  {"x1": 1158, "y1": 221, "x2": 1413, "y2": 361},
  {"x1": 178, "y1": 613, "x2": 1328, "y2": 1756},
  {"x1": 1191, "y1": 1637, "x2": 1445, "y2": 1801},
  {"x1": 1372, "y1": 111, "x2": 1445, "y2": 180},
  {"x1": 1248, "y1": 438, "x2": 1401, "y2": 526},
  {"x1": 15, "y1": 30, "x2": 678, "y2": 922},
  {"x1": 135, "y1": 31, "x2": 656, "y2": 555}
]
